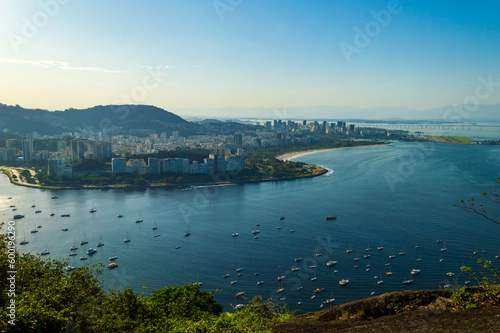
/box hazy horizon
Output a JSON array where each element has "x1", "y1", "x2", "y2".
[{"x1": 1, "y1": 1, "x2": 499, "y2": 117}]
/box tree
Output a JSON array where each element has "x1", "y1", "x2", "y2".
[{"x1": 455, "y1": 177, "x2": 500, "y2": 225}]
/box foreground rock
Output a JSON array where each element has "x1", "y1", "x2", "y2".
[{"x1": 273, "y1": 290, "x2": 500, "y2": 333}]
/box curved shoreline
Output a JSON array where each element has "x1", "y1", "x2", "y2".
[{"x1": 276, "y1": 144, "x2": 387, "y2": 161}]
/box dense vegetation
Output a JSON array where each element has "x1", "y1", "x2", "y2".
[{"x1": 0, "y1": 233, "x2": 293, "y2": 332}]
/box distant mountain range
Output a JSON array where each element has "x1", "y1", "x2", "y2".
[
  {"x1": 176, "y1": 104, "x2": 500, "y2": 122},
  {"x1": 0, "y1": 104, "x2": 188, "y2": 136}
]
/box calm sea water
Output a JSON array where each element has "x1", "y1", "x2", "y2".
[{"x1": 2, "y1": 141, "x2": 500, "y2": 314}]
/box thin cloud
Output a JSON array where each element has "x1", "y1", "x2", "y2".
[{"x1": 0, "y1": 58, "x2": 127, "y2": 73}]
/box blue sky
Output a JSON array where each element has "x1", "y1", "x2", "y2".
[{"x1": 0, "y1": 0, "x2": 499, "y2": 117}]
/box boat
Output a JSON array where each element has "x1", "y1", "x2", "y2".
[
  {"x1": 124, "y1": 238, "x2": 131, "y2": 243},
  {"x1": 117, "y1": 214, "x2": 123, "y2": 218},
  {"x1": 184, "y1": 232, "x2": 191, "y2": 237},
  {"x1": 13, "y1": 214, "x2": 24, "y2": 219},
  {"x1": 296, "y1": 286, "x2": 303, "y2": 291},
  {"x1": 254, "y1": 236, "x2": 259, "y2": 239},
  {"x1": 174, "y1": 246, "x2": 181, "y2": 249},
  {"x1": 364, "y1": 254, "x2": 371, "y2": 259},
  {"x1": 333, "y1": 270, "x2": 338, "y2": 273},
  {"x1": 236, "y1": 268, "x2": 242, "y2": 272},
  {"x1": 311, "y1": 295, "x2": 316, "y2": 300},
  {"x1": 311, "y1": 270, "x2": 317, "y2": 281},
  {"x1": 290, "y1": 229, "x2": 294, "y2": 233},
  {"x1": 69, "y1": 253, "x2": 77, "y2": 256},
  {"x1": 436, "y1": 240, "x2": 441, "y2": 243},
  {"x1": 51, "y1": 196, "x2": 58, "y2": 199},
  {"x1": 291, "y1": 267, "x2": 299, "y2": 272},
  {"x1": 80, "y1": 256, "x2": 87, "y2": 260},
  {"x1": 70, "y1": 246, "x2": 78, "y2": 251},
  {"x1": 389, "y1": 255, "x2": 395, "y2": 259},
  {"x1": 61, "y1": 214, "x2": 70, "y2": 217},
  {"x1": 315, "y1": 252, "x2": 322, "y2": 257},
  {"x1": 50, "y1": 213, "x2": 55, "y2": 216},
  {"x1": 354, "y1": 256, "x2": 360, "y2": 262},
  {"x1": 399, "y1": 251, "x2": 405, "y2": 256},
  {"x1": 294, "y1": 257, "x2": 302, "y2": 262},
  {"x1": 254, "y1": 272, "x2": 259, "y2": 276},
  {"x1": 314, "y1": 288, "x2": 324, "y2": 293},
  {"x1": 464, "y1": 281, "x2": 471, "y2": 286},
  {"x1": 325, "y1": 298, "x2": 335, "y2": 304},
  {"x1": 309, "y1": 265, "x2": 316, "y2": 269},
  {"x1": 223, "y1": 274, "x2": 230, "y2": 278},
  {"x1": 230, "y1": 280, "x2": 237, "y2": 285},
  {"x1": 108, "y1": 263, "x2": 118, "y2": 269},
  {"x1": 444, "y1": 284, "x2": 451, "y2": 289},
  {"x1": 473, "y1": 250, "x2": 478, "y2": 255},
  {"x1": 153, "y1": 234, "x2": 161, "y2": 237},
  {"x1": 441, "y1": 242, "x2": 447, "y2": 252},
  {"x1": 276, "y1": 288, "x2": 285, "y2": 294},
  {"x1": 446, "y1": 272, "x2": 455, "y2": 277},
  {"x1": 89, "y1": 203, "x2": 97, "y2": 213},
  {"x1": 378, "y1": 246, "x2": 384, "y2": 251},
  {"x1": 35, "y1": 210, "x2": 41, "y2": 213},
  {"x1": 411, "y1": 269, "x2": 421, "y2": 276},
  {"x1": 277, "y1": 275, "x2": 285, "y2": 282},
  {"x1": 62, "y1": 228, "x2": 68, "y2": 231},
  {"x1": 385, "y1": 263, "x2": 391, "y2": 266},
  {"x1": 40, "y1": 250, "x2": 50, "y2": 256},
  {"x1": 280, "y1": 216, "x2": 285, "y2": 220},
  {"x1": 377, "y1": 280, "x2": 384, "y2": 285},
  {"x1": 152, "y1": 226, "x2": 158, "y2": 230},
  {"x1": 416, "y1": 258, "x2": 422, "y2": 262},
  {"x1": 81, "y1": 233, "x2": 89, "y2": 245},
  {"x1": 252, "y1": 230, "x2": 260, "y2": 234},
  {"x1": 339, "y1": 279, "x2": 349, "y2": 286},
  {"x1": 232, "y1": 233, "x2": 239, "y2": 237},
  {"x1": 86, "y1": 248, "x2": 97, "y2": 255},
  {"x1": 109, "y1": 255, "x2": 118, "y2": 261},
  {"x1": 31, "y1": 228, "x2": 38, "y2": 234},
  {"x1": 326, "y1": 261, "x2": 337, "y2": 267},
  {"x1": 135, "y1": 219, "x2": 143, "y2": 223},
  {"x1": 97, "y1": 241, "x2": 104, "y2": 247},
  {"x1": 235, "y1": 291, "x2": 245, "y2": 297},
  {"x1": 276, "y1": 226, "x2": 281, "y2": 230},
  {"x1": 20, "y1": 232, "x2": 29, "y2": 245},
  {"x1": 403, "y1": 280, "x2": 413, "y2": 285},
  {"x1": 326, "y1": 215, "x2": 336, "y2": 220},
  {"x1": 64, "y1": 266, "x2": 75, "y2": 271}
]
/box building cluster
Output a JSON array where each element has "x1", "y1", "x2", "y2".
[{"x1": 111, "y1": 150, "x2": 245, "y2": 175}]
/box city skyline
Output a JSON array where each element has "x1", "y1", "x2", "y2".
[{"x1": 1, "y1": 1, "x2": 499, "y2": 118}]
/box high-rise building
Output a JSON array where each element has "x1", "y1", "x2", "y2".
[
  {"x1": 234, "y1": 133, "x2": 243, "y2": 148},
  {"x1": 92, "y1": 143, "x2": 112, "y2": 158},
  {"x1": 70, "y1": 141, "x2": 86, "y2": 160},
  {"x1": 111, "y1": 158, "x2": 126, "y2": 174},
  {"x1": 5, "y1": 139, "x2": 16, "y2": 148},
  {"x1": 148, "y1": 157, "x2": 160, "y2": 174},
  {"x1": 22, "y1": 139, "x2": 33, "y2": 161},
  {"x1": 48, "y1": 159, "x2": 73, "y2": 178}
]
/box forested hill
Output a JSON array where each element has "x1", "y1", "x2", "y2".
[{"x1": 0, "y1": 103, "x2": 188, "y2": 136}]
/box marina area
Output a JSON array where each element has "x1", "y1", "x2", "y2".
[{"x1": 2, "y1": 141, "x2": 500, "y2": 314}]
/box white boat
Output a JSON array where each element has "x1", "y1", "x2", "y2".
[
  {"x1": 232, "y1": 233, "x2": 239, "y2": 237},
  {"x1": 69, "y1": 253, "x2": 77, "y2": 257},
  {"x1": 65, "y1": 266, "x2": 75, "y2": 271},
  {"x1": 389, "y1": 255, "x2": 395, "y2": 259},
  {"x1": 70, "y1": 246, "x2": 78, "y2": 251},
  {"x1": 230, "y1": 280, "x2": 237, "y2": 285},
  {"x1": 124, "y1": 238, "x2": 131, "y2": 243},
  {"x1": 446, "y1": 272, "x2": 455, "y2": 277},
  {"x1": 411, "y1": 269, "x2": 421, "y2": 276},
  {"x1": 89, "y1": 203, "x2": 97, "y2": 213},
  {"x1": 252, "y1": 230, "x2": 260, "y2": 234},
  {"x1": 235, "y1": 291, "x2": 245, "y2": 297},
  {"x1": 257, "y1": 281, "x2": 264, "y2": 285},
  {"x1": 399, "y1": 251, "x2": 405, "y2": 256},
  {"x1": 109, "y1": 256, "x2": 118, "y2": 261},
  {"x1": 154, "y1": 234, "x2": 161, "y2": 237},
  {"x1": 364, "y1": 254, "x2": 371, "y2": 259},
  {"x1": 236, "y1": 268, "x2": 242, "y2": 272},
  {"x1": 87, "y1": 248, "x2": 97, "y2": 255},
  {"x1": 339, "y1": 279, "x2": 349, "y2": 286},
  {"x1": 291, "y1": 267, "x2": 299, "y2": 272},
  {"x1": 294, "y1": 257, "x2": 302, "y2": 262},
  {"x1": 276, "y1": 288, "x2": 284, "y2": 294},
  {"x1": 117, "y1": 214, "x2": 123, "y2": 218},
  {"x1": 97, "y1": 241, "x2": 104, "y2": 247},
  {"x1": 80, "y1": 256, "x2": 87, "y2": 260},
  {"x1": 326, "y1": 261, "x2": 337, "y2": 267},
  {"x1": 309, "y1": 265, "x2": 316, "y2": 269},
  {"x1": 403, "y1": 280, "x2": 413, "y2": 285},
  {"x1": 108, "y1": 263, "x2": 118, "y2": 269},
  {"x1": 314, "y1": 288, "x2": 324, "y2": 293},
  {"x1": 377, "y1": 280, "x2": 384, "y2": 285},
  {"x1": 223, "y1": 274, "x2": 230, "y2": 278}
]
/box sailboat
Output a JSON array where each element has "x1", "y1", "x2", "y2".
[
  {"x1": 80, "y1": 233, "x2": 88, "y2": 246},
  {"x1": 19, "y1": 232, "x2": 29, "y2": 245},
  {"x1": 441, "y1": 242, "x2": 447, "y2": 252},
  {"x1": 89, "y1": 202, "x2": 97, "y2": 213}
]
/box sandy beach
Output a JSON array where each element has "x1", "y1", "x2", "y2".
[{"x1": 276, "y1": 144, "x2": 386, "y2": 161}]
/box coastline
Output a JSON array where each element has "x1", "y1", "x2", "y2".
[{"x1": 276, "y1": 144, "x2": 387, "y2": 161}]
